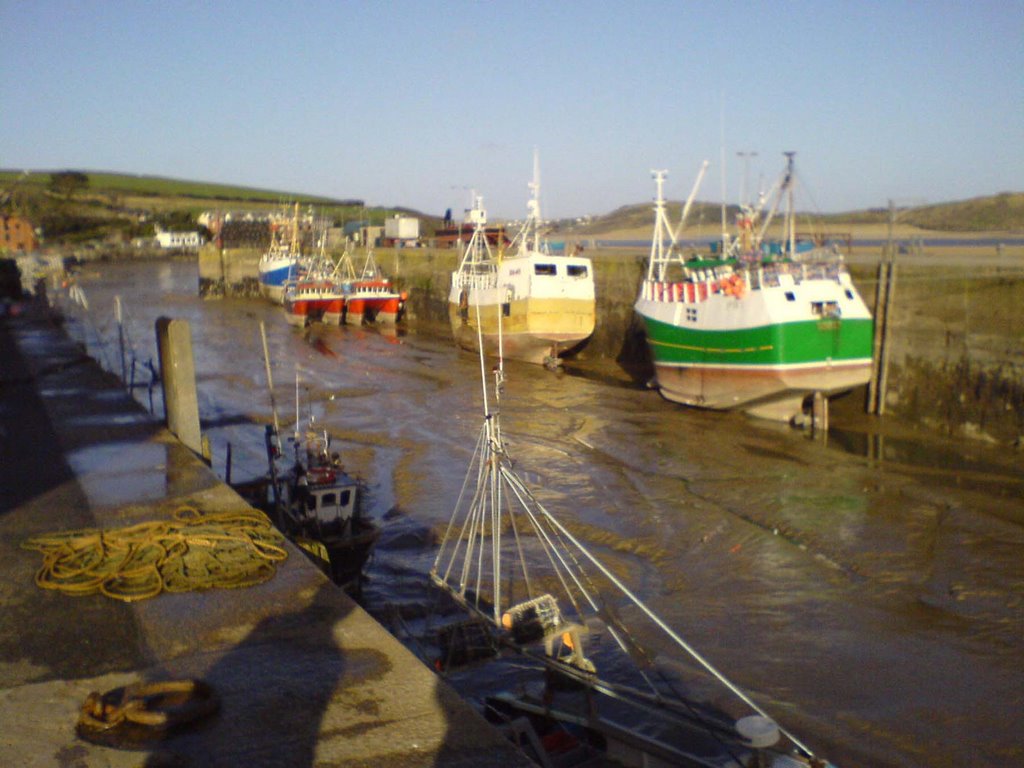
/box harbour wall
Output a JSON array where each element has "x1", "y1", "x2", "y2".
[{"x1": 198, "y1": 244, "x2": 1024, "y2": 446}]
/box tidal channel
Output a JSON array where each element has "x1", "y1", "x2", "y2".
[{"x1": 54, "y1": 259, "x2": 1024, "y2": 768}]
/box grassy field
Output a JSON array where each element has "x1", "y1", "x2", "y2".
[
  {"x1": 0, "y1": 169, "x2": 427, "y2": 245},
  {"x1": 2, "y1": 169, "x2": 1020, "y2": 250},
  {"x1": 0, "y1": 169, "x2": 350, "y2": 205}
]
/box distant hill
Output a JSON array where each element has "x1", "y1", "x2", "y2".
[
  {"x1": 0, "y1": 169, "x2": 361, "y2": 207},
  {"x1": 4, "y1": 169, "x2": 1020, "y2": 246},
  {"x1": 559, "y1": 192, "x2": 1024, "y2": 237},
  {"x1": 900, "y1": 193, "x2": 1024, "y2": 232},
  {"x1": 0, "y1": 169, "x2": 434, "y2": 246}
]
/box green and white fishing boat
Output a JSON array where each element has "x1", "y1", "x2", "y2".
[{"x1": 634, "y1": 154, "x2": 874, "y2": 421}]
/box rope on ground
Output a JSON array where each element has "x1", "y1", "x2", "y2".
[{"x1": 22, "y1": 505, "x2": 288, "y2": 602}]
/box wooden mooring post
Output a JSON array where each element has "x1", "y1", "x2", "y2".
[
  {"x1": 155, "y1": 317, "x2": 208, "y2": 461},
  {"x1": 867, "y1": 201, "x2": 898, "y2": 415}
]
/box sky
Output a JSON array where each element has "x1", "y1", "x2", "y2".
[{"x1": 2, "y1": 1, "x2": 1022, "y2": 220}]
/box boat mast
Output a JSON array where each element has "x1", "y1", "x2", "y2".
[
  {"x1": 528, "y1": 149, "x2": 541, "y2": 253},
  {"x1": 648, "y1": 170, "x2": 672, "y2": 282},
  {"x1": 719, "y1": 144, "x2": 730, "y2": 255},
  {"x1": 457, "y1": 196, "x2": 493, "y2": 273},
  {"x1": 290, "y1": 202, "x2": 300, "y2": 254}
]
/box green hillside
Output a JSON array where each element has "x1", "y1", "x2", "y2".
[
  {"x1": 902, "y1": 193, "x2": 1024, "y2": 231},
  {"x1": 0, "y1": 169, "x2": 356, "y2": 206},
  {"x1": 3, "y1": 169, "x2": 1020, "y2": 246},
  {"x1": 563, "y1": 193, "x2": 1024, "y2": 236},
  {"x1": 0, "y1": 169, "x2": 416, "y2": 245}
]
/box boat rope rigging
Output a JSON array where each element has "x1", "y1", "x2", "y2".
[{"x1": 431, "y1": 191, "x2": 826, "y2": 764}]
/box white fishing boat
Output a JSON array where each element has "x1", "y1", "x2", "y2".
[
  {"x1": 430, "y1": 285, "x2": 838, "y2": 767},
  {"x1": 634, "y1": 154, "x2": 873, "y2": 422},
  {"x1": 447, "y1": 157, "x2": 595, "y2": 367}
]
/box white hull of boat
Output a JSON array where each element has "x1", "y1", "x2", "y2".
[{"x1": 448, "y1": 251, "x2": 595, "y2": 364}]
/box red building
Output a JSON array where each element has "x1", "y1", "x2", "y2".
[{"x1": 1, "y1": 215, "x2": 38, "y2": 253}]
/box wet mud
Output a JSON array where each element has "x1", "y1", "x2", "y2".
[{"x1": 54, "y1": 260, "x2": 1024, "y2": 768}]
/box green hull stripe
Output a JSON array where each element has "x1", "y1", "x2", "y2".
[{"x1": 642, "y1": 315, "x2": 874, "y2": 366}]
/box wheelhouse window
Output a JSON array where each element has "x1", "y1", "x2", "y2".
[
  {"x1": 340, "y1": 490, "x2": 351, "y2": 506},
  {"x1": 784, "y1": 291, "x2": 796, "y2": 301},
  {"x1": 534, "y1": 264, "x2": 557, "y2": 276},
  {"x1": 811, "y1": 301, "x2": 841, "y2": 318},
  {"x1": 567, "y1": 265, "x2": 588, "y2": 278}
]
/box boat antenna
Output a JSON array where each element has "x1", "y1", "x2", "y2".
[
  {"x1": 784, "y1": 151, "x2": 796, "y2": 257},
  {"x1": 719, "y1": 100, "x2": 729, "y2": 255}
]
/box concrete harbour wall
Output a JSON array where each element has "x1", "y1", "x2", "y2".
[{"x1": 198, "y1": 245, "x2": 1024, "y2": 446}]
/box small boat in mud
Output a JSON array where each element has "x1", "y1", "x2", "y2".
[
  {"x1": 261, "y1": 422, "x2": 378, "y2": 590},
  {"x1": 234, "y1": 345, "x2": 378, "y2": 592}
]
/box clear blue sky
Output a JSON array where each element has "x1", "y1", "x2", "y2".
[{"x1": 2, "y1": 1, "x2": 1022, "y2": 219}]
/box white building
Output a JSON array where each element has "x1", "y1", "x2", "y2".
[
  {"x1": 384, "y1": 215, "x2": 420, "y2": 242},
  {"x1": 155, "y1": 230, "x2": 203, "y2": 249}
]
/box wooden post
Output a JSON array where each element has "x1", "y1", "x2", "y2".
[
  {"x1": 876, "y1": 262, "x2": 896, "y2": 416},
  {"x1": 868, "y1": 261, "x2": 888, "y2": 414},
  {"x1": 155, "y1": 317, "x2": 204, "y2": 458},
  {"x1": 811, "y1": 391, "x2": 829, "y2": 441}
]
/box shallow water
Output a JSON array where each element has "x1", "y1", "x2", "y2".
[{"x1": 56, "y1": 260, "x2": 1024, "y2": 768}]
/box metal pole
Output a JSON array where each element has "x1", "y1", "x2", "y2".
[
  {"x1": 259, "y1": 321, "x2": 281, "y2": 447},
  {"x1": 115, "y1": 295, "x2": 127, "y2": 384},
  {"x1": 876, "y1": 262, "x2": 896, "y2": 416}
]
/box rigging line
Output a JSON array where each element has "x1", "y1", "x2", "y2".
[
  {"x1": 501, "y1": 470, "x2": 659, "y2": 691},
  {"x1": 500, "y1": 467, "x2": 596, "y2": 618},
  {"x1": 505, "y1": 482, "x2": 534, "y2": 600},
  {"x1": 442, "y1": 448, "x2": 487, "y2": 589},
  {"x1": 491, "y1": 440, "x2": 502, "y2": 619},
  {"x1": 434, "y1": 421, "x2": 488, "y2": 576},
  {"x1": 477, "y1": 462, "x2": 495, "y2": 614},
  {"x1": 524, "y1": 493, "x2": 816, "y2": 759},
  {"x1": 459, "y1": 472, "x2": 488, "y2": 595}
]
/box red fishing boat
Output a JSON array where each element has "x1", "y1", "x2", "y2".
[{"x1": 282, "y1": 280, "x2": 346, "y2": 327}]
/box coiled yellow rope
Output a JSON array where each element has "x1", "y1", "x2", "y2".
[{"x1": 22, "y1": 506, "x2": 289, "y2": 602}]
